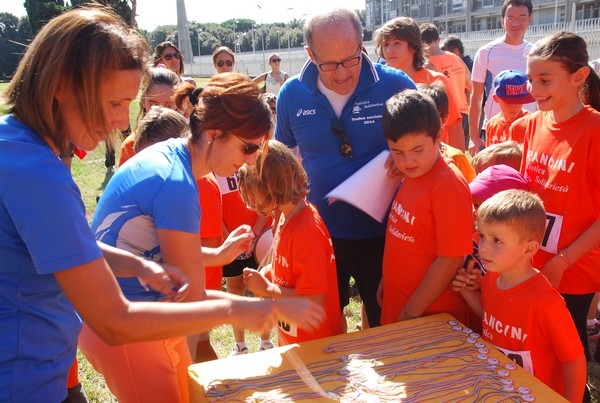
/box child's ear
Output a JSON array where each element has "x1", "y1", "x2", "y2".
[
  {"x1": 573, "y1": 65, "x2": 591, "y2": 87},
  {"x1": 523, "y1": 240, "x2": 539, "y2": 257},
  {"x1": 492, "y1": 94, "x2": 499, "y2": 103}
]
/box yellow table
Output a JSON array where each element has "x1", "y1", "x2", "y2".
[{"x1": 189, "y1": 313, "x2": 566, "y2": 402}]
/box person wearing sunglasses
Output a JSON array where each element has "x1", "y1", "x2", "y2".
[
  {"x1": 253, "y1": 53, "x2": 290, "y2": 95},
  {"x1": 153, "y1": 41, "x2": 186, "y2": 78},
  {"x1": 275, "y1": 8, "x2": 416, "y2": 331},
  {"x1": 79, "y1": 73, "x2": 321, "y2": 401},
  {"x1": 212, "y1": 46, "x2": 236, "y2": 74},
  {"x1": 0, "y1": 6, "x2": 325, "y2": 403}
]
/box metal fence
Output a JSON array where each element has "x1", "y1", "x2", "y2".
[{"x1": 184, "y1": 18, "x2": 600, "y2": 78}]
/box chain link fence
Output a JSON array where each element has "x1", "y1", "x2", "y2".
[{"x1": 185, "y1": 18, "x2": 600, "y2": 78}]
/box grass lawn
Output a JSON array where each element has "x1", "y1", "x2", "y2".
[{"x1": 1, "y1": 79, "x2": 599, "y2": 401}]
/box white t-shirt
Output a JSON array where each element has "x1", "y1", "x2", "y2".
[
  {"x1": 317, "y1": 79, "x2": 352, "y2": 118},
  {"x1": 472, "y1": 36, "x2": 536, "y2": 127},
  {"x1": 265, "y1": 71, "x2": 288, "y2": 95}
]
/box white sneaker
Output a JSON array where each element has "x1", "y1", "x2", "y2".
[
  {"x1": 228, "y1": 344, "x2": 249, "y2": 357},
  {"x1": 259, "y1": 341, "x2": 274, "y2": 351}
]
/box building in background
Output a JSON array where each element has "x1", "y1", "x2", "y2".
[{"x1": 365, "y1": 0, "x2": 599, "y2": 34}]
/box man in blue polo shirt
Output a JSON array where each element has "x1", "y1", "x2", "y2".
[{"x1": 275, "y1": 8, "x2": 416, "y2": 328}]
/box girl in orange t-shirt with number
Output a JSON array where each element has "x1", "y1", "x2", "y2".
[
  {"x1": 238, "y1": 141, "x2": 343, "y2": 346},
  {"x1": 522, "y1": 31, "x2": 600, "y2": 363}
]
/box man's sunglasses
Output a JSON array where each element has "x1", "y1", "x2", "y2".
[
  {"x1": 162, "y1": 52, "x2": 181, "y2": 61},
  {"x1": 331, "y1": 119, "x2": 353, "y2": 158},
  {"x1": 270, "y1": 58, "x2": 282, "y2": 63},
  {"x1": 217, "y1": 60, "x2": 234, "y2": 67}
]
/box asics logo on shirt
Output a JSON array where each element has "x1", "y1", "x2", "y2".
[{"x1": 296, "y1": 108, "x2": 317, "y2": 117}]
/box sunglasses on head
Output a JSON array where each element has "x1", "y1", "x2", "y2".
[
  {"x1": 162, "y1": 52, "x2": 181, "y2": 61},
  {"x1": 232, "y1": 134, "x2": 262, "y2": 155},
  {"x1": 270, "y1": 58, "x2": 281, "y2": 63},
  {"x1": 217, "y1": 60, "x2": 234, "y2": 67},
  {"x1": 331, "y1": 119, "x2": 353, "y2": 158}
]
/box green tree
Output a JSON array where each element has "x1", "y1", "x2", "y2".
[
  {"x1": 0, "y1": 13, "x2": 33, "y2": 80},
  {"x1": 24, "y1": 0, "x2": 67, "y2": 34},
  {"x1": 70, "y1": 0, "x2": 136, "y2": 26}
]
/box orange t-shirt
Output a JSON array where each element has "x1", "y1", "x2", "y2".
[
  {"x1": 413, "y1": 68, "x2": 463, "y2": 134},
  {"x1": 381, "y1": 157, "x2": 473, "y2": 325},
  {"x1": 441, "y1": 142, "x2": 476, "y2": 183},
  {"x1": 215, "y1": 174, "x2": 261, "y2": 231},
  {"x1": 508, "y1": 112, "x2": 532, "y2": 144},
  {"x1": 198, "y1": 173, "x2": 223, "y2": 291},
  {"x1": 485, "y1": 110, "x2": 530, "y2": 147},
  {"x1": 481, "y1": 271, "x2": 583, "y2": 396},
  {"x1": 521, "y1": 106, "x2": 600, "y2": 294},
  {"x1": 428, "y1": 52, "x2": 471, "y2": 114},
  {"x1": 119, "y1": 132, "x2": 136, "y2": 166},
  {"x1": 268, "y1": 203, "x2": 343, "y2": 345}
]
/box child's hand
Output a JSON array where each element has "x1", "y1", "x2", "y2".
[
  {"x1": 243, "y1": 267, "x2": 272, "y2": 298},
  {"x1": 451, "y1": 268, "x2": 470, "y2": 292},
  {"x1": 384, "y1": 153, "x2": 406, "y2": 180},
  {"x1": 452, "y1": 259, "x2": 481, "y2": 292},
  {"x1": 219, "y1": 225, "x2": 255, "y2": 263},
  {"x1": 542, "y1": 254, "x2": 568, "y2": 288}
]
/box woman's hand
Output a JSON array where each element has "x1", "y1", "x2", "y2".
[
  {"x1": 137, "y1": 260, "x2": 189, "y2": 302},
  {"x1": 229, "y1": 297, "x2": 325, "y2": 335}
]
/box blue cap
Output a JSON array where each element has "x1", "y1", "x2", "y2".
[{"x1": 493, "y1": 69, "x2": 535, "y2": 104}]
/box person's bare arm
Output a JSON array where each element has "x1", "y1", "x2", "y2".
[
  {"x1": 447, "y1": 119, "x2": 466, "y2": 152},
  {"x1": 400, "y1": 255, "x2": 464, "y2": 321},
  {"x1": 202, "y1": 225, "x2": 254, "y2": 267},
  {"x1": 561, "y1": 354, "x2": 586, "y2": 403},
  {"x1": 98, "y1": 241, "x2": 187, "y2": 302},
  {"x1": 54, "y1": 257, "x2": 325, "y2": 345},
  {"x1": 542, "y1": 218, "x2": 600, "y2": 288},
  {"x1": 468, "y1": 81, "x2": 486, "y2": 155}
]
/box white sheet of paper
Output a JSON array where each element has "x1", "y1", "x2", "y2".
[{"x1": 326, "y1": 150, "x2": 401, "y2": 223}]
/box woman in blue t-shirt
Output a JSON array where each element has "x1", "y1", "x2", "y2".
[{"x1": 0, "y1": 7, "x2": 324, "y2": 403}]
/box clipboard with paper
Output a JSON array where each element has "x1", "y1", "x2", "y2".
[{"x1": 325, "y1": 150, "x2": 402, "y2": 223}]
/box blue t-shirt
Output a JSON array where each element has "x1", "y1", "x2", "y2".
[
  {"x1": 91, "y1": 138, "x2": 200, "y2": 301},
  {"x1": 0, "y1": 115, "x2": 102, "y2": 403},
  {"x1": 275, "y1": 55, "x2": 416, "y2": 239}
]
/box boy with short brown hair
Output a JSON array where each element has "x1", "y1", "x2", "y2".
[{"x1": 455, "y1": 189, "x2": 585, "y2": 402}]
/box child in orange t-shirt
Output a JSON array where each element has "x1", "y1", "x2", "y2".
[
  {"x1": 239, "y1": 140, "x2": 343, "y2": 345},
  {"x1": 454, "y1": 189, "x2": 585, "y2": 402},
  {"x1": 485, "y1": 69, "x2": 534, "y2": 147},
  {"x1": 522, "y1": 32, "x2": 600, "y2": 366},
  {"x1": 378, "y1": 90, "x2": 473, "y2": 325}
]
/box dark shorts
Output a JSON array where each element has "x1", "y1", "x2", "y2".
[
  {"x1": 332, "y1": 236, "x2": 384, "y2": 328},
  {"x1": 222, "y1": 255, "x2": 258, "y2": 278}
]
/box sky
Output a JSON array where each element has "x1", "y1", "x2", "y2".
[{"x1": 2, "y1": 0, "x2": 366, "y2": 31}]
